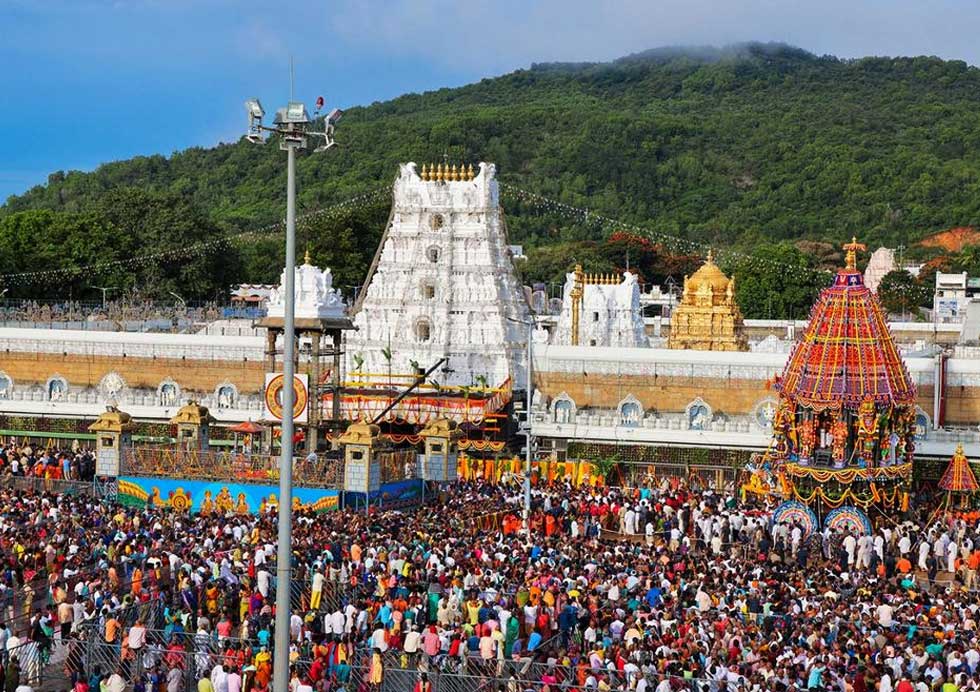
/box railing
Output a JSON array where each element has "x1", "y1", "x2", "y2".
[
  {"x1": 66, "y1": 638, "x2": 719, "y2": 692},
  {"x1": 0, "y1": 475, "x2": 99, "y2": 498},
  {"x1": 122, "y1": 448, "x2": 344, "y2": 488}
]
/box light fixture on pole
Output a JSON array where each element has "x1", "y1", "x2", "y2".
[
  {"x1": 243, "y1": 89, "x2": 340, "y2": 692},
  {"x1": 88, "y1": 285, "x2": 118, "y2": 309}
]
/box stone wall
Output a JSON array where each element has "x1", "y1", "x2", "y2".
[
  {"x1": 534, "y1": 371, "x2": 979, "y2": 426},
  {"x1": 0, "y1": 351, "x2": 265, "y2": 394}
]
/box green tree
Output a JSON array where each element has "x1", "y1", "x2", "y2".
[
  {"x1": 877, "y1": 270, "x2": 932, "y2": 317},
  {"x1": 731, "y1": 243, "x2": 826, "y2": 319}
]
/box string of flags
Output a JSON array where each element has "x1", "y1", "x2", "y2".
[
  {"x1": 0, "y1": 176, "x2": 932, "y2": 299},
  {"x1": 499, "y1": 183, "x2": 934, "y2": 298}
]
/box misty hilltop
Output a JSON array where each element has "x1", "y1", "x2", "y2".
[{"x1": 2, "y1": 42, "x2": 980, "y2": 301}]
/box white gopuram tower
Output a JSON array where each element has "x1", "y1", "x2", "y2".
[
  {"x1": 348, "y1": 162, "x2": 530, "y2": 389},
  {"x1": 553, "y1": 269, "x2": 648, "y2": 347}
]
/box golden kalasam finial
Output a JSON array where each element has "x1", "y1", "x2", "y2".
[
  {"x1": 843, "y1": 236, "x2": 867, "y2": 270},
  {"x1": 421, "y1": 163, "x2": 428, "y2": 180},
  {"x1": 467, "y1": 163, "x2": 475, "y2": 180},
  {"x1": 450, "y1": 164, "x2": 458, "y2": 181},
  {"x1": 304, "y1": 247, "x2": 311, "y2": 265},
  {"x1": 435, "y1": 164, "x2": 442, "y2": 181},
  {"x1": 706, "y1": 248, "x2": 714, "y2": 264}
]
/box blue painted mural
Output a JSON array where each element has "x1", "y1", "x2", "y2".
[
  {"x1": 117, "y1": 477, "x2": 339, "y2": 514},
  {"x1": 117, "y1": 477, "x2": 423, "y2": 515}
]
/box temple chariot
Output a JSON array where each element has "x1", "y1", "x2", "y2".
[{"x1": 747, "y1": 239, "x2": 917, "y2": 534}]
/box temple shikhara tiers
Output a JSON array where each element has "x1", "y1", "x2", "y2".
[{"x1": 750, "y1": 238, "x2": 917, "y2": 534}]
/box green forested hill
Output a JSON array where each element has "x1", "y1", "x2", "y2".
[{"x1": 4, "y1": 43, "x2": 980, "y2": 311}]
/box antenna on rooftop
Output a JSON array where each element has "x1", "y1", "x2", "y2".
[{"x1": 289, "y1": 56, "x2": 295, "y2": 101}]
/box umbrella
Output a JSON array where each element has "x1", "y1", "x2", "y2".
[
  {"x1": 229, "y1": 421, "x2": 264, "y2": 454},
  {"x1": 229, "y1": 421, "x2": 264, "y2": 434}
]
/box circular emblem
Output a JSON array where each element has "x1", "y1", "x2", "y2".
[{"x1": 265, "y1": 375, "x2": 308, "y2": 420}]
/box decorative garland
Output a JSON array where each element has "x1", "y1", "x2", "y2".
[
  {"x1": 785, "y1": 463, "x2": 911, "y2": 484},
  {"x1": 792, "y1": 483, "x2": 905, "y2": 510}
]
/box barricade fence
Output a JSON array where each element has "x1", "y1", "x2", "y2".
[
  {"x1": 121, "y1": 448, "x2": 344, "y2": 488},
  {"x1": 0, "y1": 475, "x2": 98, "y2": 498},
  {"x1": 61, "y1": 638, "x2": 720, "y2": 692}
]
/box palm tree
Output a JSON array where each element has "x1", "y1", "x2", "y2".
[
  {"x1": 352, "y1": 353, "x2": 365, "y2": 383},
  {"x1": 382, "y1": 341, "x2": 393, "y2": 391},
  {"x1": 593, "y1": 454, "x2": 622, "y2": 486}
]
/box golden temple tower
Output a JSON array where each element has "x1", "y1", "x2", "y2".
[{"x1": 667, "y1": 250, "x2": 748, "y2": 351}]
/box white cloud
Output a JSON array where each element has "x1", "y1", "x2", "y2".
[{"x1": 327, "y1": 0, "x2": 980, "y2": 70}]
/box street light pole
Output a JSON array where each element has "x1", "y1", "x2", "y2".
[
  {"x1": 273, "y1": 139, "x2": 299, "y2": 692},
  {"x1": 524, "y1": 321, "x2": 532, "y2": 533},
  {"x1": 89, "y1": 285, "x2": 117, "y2": 309},
  {"x1": 507, "y1": 316, "x2": 535, "y2": 533},
  {"x1": 243, "y1": 93, "x2": 341, "y2": 692}
]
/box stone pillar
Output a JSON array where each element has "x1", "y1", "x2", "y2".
[
  {"x1": 419, "y1": 418, "x2": 461, "y2": 482},
  {"x1": 339, "y1": 421, "x2": 383, "y2": 502},
  {"x1": 331, "y1": 330, "x2": 342, "y2": 423},
  {"x1": 88, "y1": 407, "x2": 136, "y2": 478},
  {"x1": 170, "y1": 402, "x2": 214, "y2": 453},
  {"x1": 265, "y1": 329, "x2": 278, "y2": 373}
]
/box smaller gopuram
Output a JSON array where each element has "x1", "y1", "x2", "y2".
[
  {"x1": 554, "y1": 265, "x2": 648, "y2": 347},
  {"x1": 667, "y1": 250, "x2": 748, "y2": 351}
]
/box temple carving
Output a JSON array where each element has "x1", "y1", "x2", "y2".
[{"x1": 667, "y1": 251, "x2": 747, "y2": 351}]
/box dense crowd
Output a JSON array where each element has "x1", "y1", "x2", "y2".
[
  {"x1": 0, "y1": 465, "x2": 976, "y2": 692},
  {"x1": 0, "y1": 444, "x2": 98, "y2": 482}
]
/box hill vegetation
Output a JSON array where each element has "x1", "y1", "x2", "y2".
[{"x1": 4, "y1": 42, "x2": 980, "y2": 316}]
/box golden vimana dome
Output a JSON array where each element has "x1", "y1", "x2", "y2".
[
  {"x1": 668, "y1": 249, "x2": 747, "y2": 352},
  {"x1": 684, "y1": 249, "x2": 732, "y2": 294}
]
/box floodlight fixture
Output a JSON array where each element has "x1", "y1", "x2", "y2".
[
  {"x1": 275, "y1": 101, "x2": 310, "y2": 125},
  {"x1": 245, "y1": 98, "x2": 265, "y2": 119}
]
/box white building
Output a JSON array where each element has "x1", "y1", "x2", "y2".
[
  {"x1": 347, "y1": 162, "x2": 531, "y2": 388},
  {"x1": 552, "y1": 271, "x2": 648, "y2": 347},
  {"x1": 934, "y1": 271, "x2": 980, "y2": 323},
  {"x1": 266, "y1": 251, "x2": 346, "y2": 320},
  {"x1": 864, "y1": 247, "x2": 896, "y2": 294}
]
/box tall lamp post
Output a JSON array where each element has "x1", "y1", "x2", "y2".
[
  {"x1": 243, "y1": 94, "x2": 341, "y2": 692},
  {"x1": 507, "y1": 316, "x2": 535, "y2": 532}
]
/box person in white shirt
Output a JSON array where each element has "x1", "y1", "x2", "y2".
[
  {"x1": 289, "y1": 613, "x2": 304, "y2": 642},
  {"x1": 211, "y1": 663, "x2": 228, "y2": 692},
  {"x1": 128, "y1": 620, "x2": 146, "y2": 652},
  {"x1": 107, "y1": 673, "x2": 126, "y2": 692}
]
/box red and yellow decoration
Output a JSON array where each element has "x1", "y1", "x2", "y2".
[
  {"x1": 752, "y1": 238, "x2": 917, "y2": 519},
  {"x1": 265, "y1": 374, "x2": 309, "y2": 421}
]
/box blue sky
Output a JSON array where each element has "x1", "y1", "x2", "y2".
[{"x1": 1, "y1": 0, "x2": 978, "y2": 202}]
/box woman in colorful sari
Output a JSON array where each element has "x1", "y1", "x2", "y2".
[
  {"x1": 253, "y1": 646, "x2": 272, "y2": 688},
  {"x1": 368, "y1": 647, "x2": 384, "y2": 690}
]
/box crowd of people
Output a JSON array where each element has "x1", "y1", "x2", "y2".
[
  {"x1": 0, "y1": 444, "x2": 98, "y2": 483},
  {"x1": 0, "y1": 461, "x2": 976, "y2": 692}
]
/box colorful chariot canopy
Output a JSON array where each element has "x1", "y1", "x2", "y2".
[
  {"x1": 939, "y1": 443, "x2": 979, "y2": 493},
  {"x1": 776, "y1": 237, "x2": 916, "y2": 410}
]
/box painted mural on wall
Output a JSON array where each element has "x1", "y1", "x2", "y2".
[
  {"x1": 117, "y1": 477, "x2": 340, "y2": 514},
  {"x1": 369, "y1": 478, "x2": 422, "y2": 505}
]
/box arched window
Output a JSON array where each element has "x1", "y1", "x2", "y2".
[
  {"x1": 620, "y1": 402, "x2": 641, "y2": 427},
  {"x1": 554, "y1": 399, "x2": 574, "y2": 424},
  {"x1": 422, "y1": 282, "x2": 436, "y2": 300},
  {"x1": 427, "y1": 246, "x2": 440, "y2": 263},
  {"x1": 416, "y1": 320, "x2": 432, "y2": 343},
  {"x1": 47, "y1": 376, "x2": 68, "y2": 401}
]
